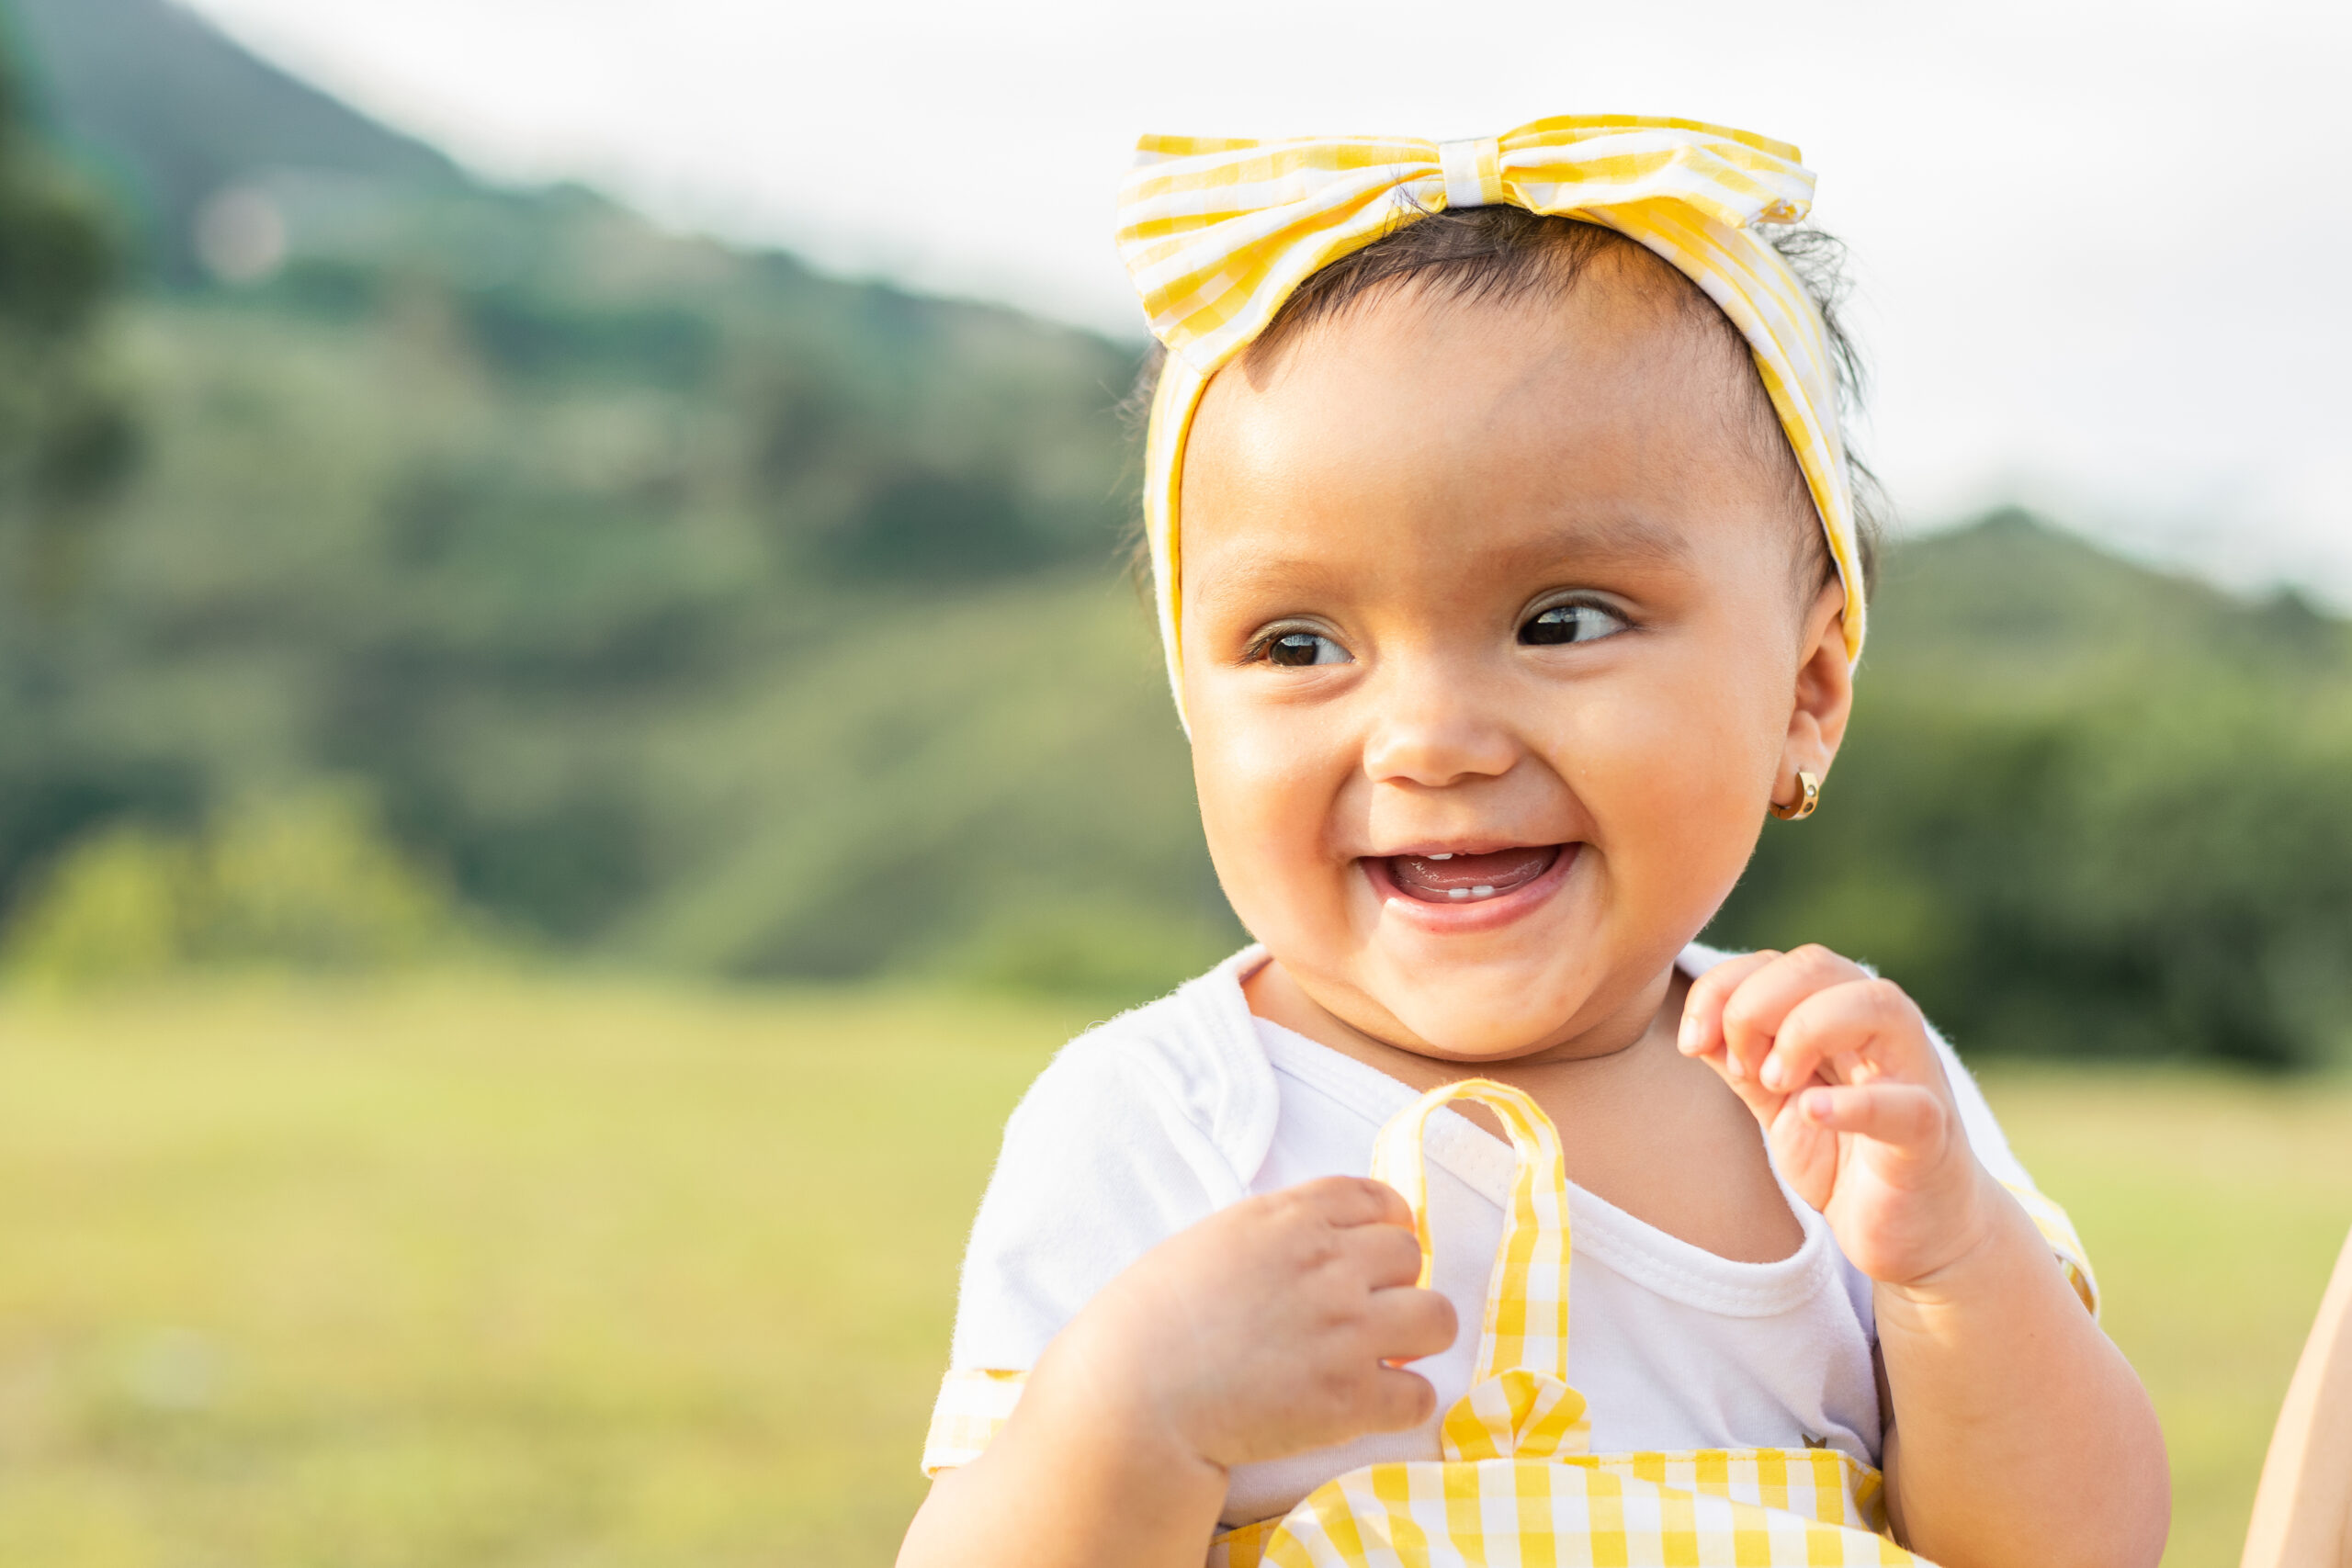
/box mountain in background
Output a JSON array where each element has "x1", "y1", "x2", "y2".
[
  {"x1": 0, "y1": 0, "x2": 1141, "y2": 574},
  {"x1": 6, "y1": 0, "x2": 462, "y2": 282},
  {"x1": 0, "y1": 0, "x2": 2347, "y2": 1066},
  {"x1": 0, "y1": 0, "x2": 1193, "y2": 992}
]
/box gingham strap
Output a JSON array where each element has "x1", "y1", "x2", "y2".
[{"x1": 1369, "y1": 1079, "x2": 1590, "y2": 1462}]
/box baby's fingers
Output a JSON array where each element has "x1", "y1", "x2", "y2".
[
  {"x1": 1797, "y1": 1081, "x2": 1950, "y2": 1156},
  {"x1": 1678, "y1": 949, "x2": 1779, "y2": 1072},
  {"x1": 1718, "y1": 945, "x2": 1871, "y2": 1084},
  {"x1": 1359, "y1": 1365, "x2": 1440, "y2": 1433},
  {"x1": 1758, "y1": 977, "x2": 1937, "y2": 1096},
  {"x1": 1340, "y1": 1213, "x2": 1430, "y2": 1291},
  {"x1": 1369, "y1": 1283, "x2": 1459, "y2": 1368},
  {"x1": 1296, "y1": 1174, "x2": 1416, "y2": 1232}
]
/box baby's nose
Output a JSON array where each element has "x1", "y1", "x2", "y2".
[{"x1": 1361, "y1": 686, "x2": 1519, "y2": 788}]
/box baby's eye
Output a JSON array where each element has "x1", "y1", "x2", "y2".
[
  {"x1": 1520, "y1": 602, "x2": 1628, "y2": 647},
  {"x1": 1261, "y1": 630, "x2": 1351, "y2": 667}
]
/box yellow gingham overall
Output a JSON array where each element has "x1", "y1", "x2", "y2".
[{"x1": 1208, "y1": 1079, "x2": 1922, "y2": 1568}]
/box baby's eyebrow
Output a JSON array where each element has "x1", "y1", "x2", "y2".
[
  {"x1": 1184, "y1": 546, "x2": 1356, "y2": 602},
  {"x1": 1498, "y1": 516, "x2": 1695, "y2": 575}
]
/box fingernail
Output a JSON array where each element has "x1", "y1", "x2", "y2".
[
  {"x1": 1724, "y1": 1053, "x2": 1743, "y2": 1080},
  {"x1": 1802, "y1": 1088, "x2": 1833, "y2": 1121},
  {"x1": 1677, "y1": 1016, "x2": 1699, "y2": 1052},
  {"x1": 1761, "y1": 1059, "x2": 1784, "y2": 1090}
]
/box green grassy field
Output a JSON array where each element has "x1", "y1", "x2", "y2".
[{"x1": 0, "y1": 978, "x2": 2344, "y2": 1567}]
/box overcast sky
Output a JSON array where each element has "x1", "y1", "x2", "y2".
[{"x1": 182, "y1": 0, "x2": 2352, "y2": 602}]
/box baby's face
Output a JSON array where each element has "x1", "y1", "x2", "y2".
[{"x1": 1179, "y1": 257, "x2": 1851, "y2": 1060}]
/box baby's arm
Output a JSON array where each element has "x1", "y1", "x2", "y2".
[
  {"x1": 1681, "y1": 947, "x2": 2169, "y2": 1568},
  {"x1": 898, "y1": 1175, "x2": 1456, "y2": 1568}
]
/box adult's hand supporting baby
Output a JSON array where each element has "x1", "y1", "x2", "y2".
[
  {"x1": 1678, "y1": 945, "x2": 2170, "y2": 1568},
  {"x1": 897, "y1": 1177, "x2": 1457, "y2": 1568}
]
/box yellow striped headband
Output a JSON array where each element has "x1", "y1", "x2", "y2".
[{"x1": 1114, "y1": 114, "x2": 1864, "y2": 724}]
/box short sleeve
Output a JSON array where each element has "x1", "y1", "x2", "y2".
[
  {"x1": 922, "y1": 1032, "x2": 1246, "y2": 1474},
  {"x1": 1930, "y1": 1026, "x2": 2101, "y2": 1319}
]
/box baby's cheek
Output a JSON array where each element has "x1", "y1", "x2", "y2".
[
  {"x1": 1189, "y1": 701, "x2": 1354, "y2": 941},
  {"x1": 1564, "y1": 680, "x2": 1774, "y2": 905}
]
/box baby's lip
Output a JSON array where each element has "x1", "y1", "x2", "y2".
[
  {"x1": 1381, "y1": 844, "x2": 1562, "y2": 903},
  {"x1": 1376, "y1": 840, "x2": 1523, "y2": 859}
]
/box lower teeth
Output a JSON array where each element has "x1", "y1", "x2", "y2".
[{"x1": 1443, "y1": 886, "x2": 1499, "y2": 901}]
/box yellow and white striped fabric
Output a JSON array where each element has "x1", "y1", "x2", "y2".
[
  {"x1": 1212, "y1": 1078, "x2": 1922, "y2": 1568},
  {"x1": 922, "y1": 1367, "x2": 1024, "y2": 1475},
  {"x1": 1209, "y1": 1449, "x2": 1909, "y2": 1568},
  {"x1": 1113, "y1": 116, "x2": 1864, "y2": 727},
  {"x1": 2005, "y1": 1180, "x2": 2102, "y2": 1319},
  {"x1": 1371, "y1": 1080, "x2": 1590, "y2": 1461}
]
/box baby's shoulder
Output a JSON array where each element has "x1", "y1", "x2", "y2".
[
  {"x1": 946, "y1": 954, "x2": 1278, "y2": 1359},
  {"x1": 1002, "y1": 949, "x2": 1280, "y2": 1201}
]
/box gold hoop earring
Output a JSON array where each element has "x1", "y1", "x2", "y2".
[{"x1": 1771, "y1": 770, "x2": 1820, "y2": 821}]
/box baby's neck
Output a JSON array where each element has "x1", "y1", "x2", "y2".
[{"x1": 1241, "y1": 954, "x2": 1686, "y2": 1096}]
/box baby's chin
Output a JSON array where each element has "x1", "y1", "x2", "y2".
[{"x1": 1341, "y1": 955, "x2": 1625, "y2": 1062}]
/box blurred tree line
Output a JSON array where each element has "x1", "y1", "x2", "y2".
[
  {"x1": 0, "y1": 0, "x2": 2346, "y2": 1062},
  {"x1": 1713, "y1": 513, "x2": 2352, "y2": 1068},
  {"x1": 0, "y1": 48, "x2": 132, "y2": 602}
]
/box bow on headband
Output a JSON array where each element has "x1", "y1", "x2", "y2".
[{"x1": 1113, "y1": 114, "x2": 1863, "y2": 725}]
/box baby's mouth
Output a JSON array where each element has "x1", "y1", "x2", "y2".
[{"x1": 1385, "y1": 845, "x2": 1562, "y2": 903}]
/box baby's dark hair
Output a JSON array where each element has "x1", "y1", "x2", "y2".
[{"x1": 1126, "y1": 208, "x2": 1885, "y2": 599}]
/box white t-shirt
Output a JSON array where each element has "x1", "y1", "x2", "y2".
[{"x1": 931, "y1": 943, "x2": 2055, "y2": 1528}]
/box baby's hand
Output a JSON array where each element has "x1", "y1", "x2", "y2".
[
  {"x1": 1678, "y1": 946, "x2": 1998, "y2": 1289},
  {"x1": 1054, "y1": 1176, "x2": 1457, "y2": 1472}
]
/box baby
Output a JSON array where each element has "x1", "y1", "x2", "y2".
[{"x1": 899, "y1": 119, "x2": 2167, "y2": 1567}]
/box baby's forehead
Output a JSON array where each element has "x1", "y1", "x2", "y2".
[
  {"x1": 1177, "y1": 275, "x2": 1812, "y2": 608},
  {"x1": 1201, "y1": 269, "x2": 1779, "y2": 493},
  {"x1": 1191, "y1": 286, "x2": 1781, "y2": 505}
]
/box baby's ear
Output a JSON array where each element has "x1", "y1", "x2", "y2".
[{"x1": 1781, "y1": 580, "x2": 1855, "y2": 780}]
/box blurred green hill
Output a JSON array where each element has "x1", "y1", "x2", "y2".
[
  {"x1": 6, "y1": 0, "x2": 463, "y2": 281},
  {"x1": 0, "y1": 0, "x2": 2346, "y2": 1062},
  {"x1": 0, "y1": 0, "x2": 1224, "y2": 998}
]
